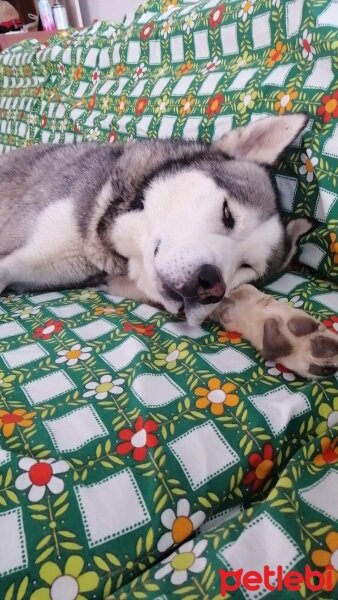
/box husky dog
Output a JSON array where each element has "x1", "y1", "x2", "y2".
[{"x1": 0, "y1": 114, "x2": 337, "y2": 378}]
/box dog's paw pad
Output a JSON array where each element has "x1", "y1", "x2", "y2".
[{"x1": 263, "y1": 312, "x2": 338, "y2": 379}]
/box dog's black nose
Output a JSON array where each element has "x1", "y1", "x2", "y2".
[{"x1": 196, "y1": 264, "x2": 225, "y2": 304}]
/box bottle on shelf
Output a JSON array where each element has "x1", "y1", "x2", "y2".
[
  {"x1": 52, "y1": 0, "x2": 69, "y2": 30},
  {"x1": 37, "y1": 0, "x2": 56, "y2": 32}
]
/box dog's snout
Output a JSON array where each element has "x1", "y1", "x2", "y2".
[{"x1": 196, "y1": 264, "x2": 225, "y2": 304}]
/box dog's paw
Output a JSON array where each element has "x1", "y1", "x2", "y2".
[{"x1": 263, "y1": 312, "x2": 338, "y2": 379}]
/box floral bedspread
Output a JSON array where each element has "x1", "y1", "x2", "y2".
[{"x1": 0, "y1": 269, "x2": 337, "y2": 599}]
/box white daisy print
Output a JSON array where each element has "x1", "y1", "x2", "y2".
[
  {"x1": 13, "y1": 306, "x2": 41, "y2": 320},
  {"x1": 133, "y1": 63, "x2": 148, "y2": 80},
  {"x1": 265, "y1": 361, "x2": 296, "y2": 382},
  {"x1": 157, "y1": 499, "x2": 205, "y2": 552},
  {"x1": 238, "y1": 0, "x2": 255, "y2": 22},
  {"x1": 278, "y1": 295, "x2": 304, "y2": 308},
  {"x1": 56, "y1": 344, "x2": 92, "y2": 366},
  {"x1": 202, "y1": 57, "x2": 220, "y2": 75},
  {"x1": 84, "y1": 375, "x2": 125, "y2": 400},
  {"x1": 299, "y1": 149, "x2": 318, "y2": 182},
  {"x1": 161, "y1": 19, "x2": 173, "y2": 39},
  {"x1": 88, "y1": 128, "x2": 100, "y2": 142},
  {"x1": 15, "y1": 457, "x2": 69, "y2": 502},
  {"x1": 155, "y1": 539, "x2": 207, "y2": 585},
  {"x1": 182, "y1": 12, "x2": 197, "y2": 34},
  {"x1": 299, "y1": 29, "x2": 316, "y2": 61}
]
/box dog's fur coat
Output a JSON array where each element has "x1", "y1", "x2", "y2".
[{"x1": 0, "y1": 114, "x2": 337, "y2": 378}]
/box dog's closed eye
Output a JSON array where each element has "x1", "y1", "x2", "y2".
[
  {"x1": 223, "y1": 200, "x2": 234, "y2": 229},
  {"x1": 240, "y1": 263, "x2": 253, "y2": 270}
]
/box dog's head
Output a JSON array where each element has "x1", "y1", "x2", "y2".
[{"x1": 112, "y1": 114, "x2": 311, "y2": 325}]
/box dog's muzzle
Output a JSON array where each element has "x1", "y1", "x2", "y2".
[{"x1": 164, "y1": 264, "x2": 226, "y2": 306}]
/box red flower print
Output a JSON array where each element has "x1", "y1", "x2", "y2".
[
  {"x1": 317, "y1": 90, "x2": 338, "y2": 123},
  {"x1": 322, "y1": 315, "x2": 338, "y2": 334},
  {"x1": 140, "y1": 21, "x2": 154, "y2": 41},
  {"x1": 208, "y1": 4, "x2": 225, "y2": 28},
  {"x1": 116, "y1": 416, "x2": 159, "y2": 461},
  {"x1": 205, "y1": 93, "x2": 225, "y2": 118},
  {"x1": 243, "y1": 444, "x2": 275, "y2": 492},
  {"x1": 135, "y1": 97, "x2": 148, "y2": 115},
  {"x1": 108, "y1": 129, "x2": 118, "y2": 143},
  {"x1": 41, "y1": 115, "x2": 48, "y2": 128},
  {"x1": 123, "y1": 322, "x2": 155, "y2": 336},
  {"x1": 33, "y1": 320, "x2": 63, "y2": 340}
]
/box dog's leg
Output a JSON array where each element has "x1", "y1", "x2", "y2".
[
  {"x1": 0, "y1": 265, "x2": 10, "y2": 295},
  {"x1": 101, "y1": 276, "x2": 150, "y2": 302},
  {"x1": 213, "y1": 284, "x2": 338, "y2": 379}
]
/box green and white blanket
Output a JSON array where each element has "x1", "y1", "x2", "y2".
[{"x1": 0, "y1": 1, "x2": 337, "y2": 598}]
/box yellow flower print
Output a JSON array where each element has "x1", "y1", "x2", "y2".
[{"x1": 195, "y1": 377, "x2": 239, "y2": 415}]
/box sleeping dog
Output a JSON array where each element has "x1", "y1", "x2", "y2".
[{"x1": 0, "y1": 113, "x2": 337, "y2": 378}]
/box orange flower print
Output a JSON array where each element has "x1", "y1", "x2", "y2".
[
  {"x1": 87, "y1": 95, "x2": 96, "y2": 111},
  {"x1": 135, "y1": 97, "x2": 148, "y2": 115},
  {"x1": 218, "y1": 330, "x2": 242, "y2": 344},
  {"x1": 179, "y1": 94, "x2": 195, "y2": 116},
  {"x1": 176, "y1": 61, "x2": 193, "y2": 77},
  {"x1": 329, "y1": 233, "x2": 338, "y2": 264},
  {"x1": 123, "y1": 322, "x2": 155, "y2": 336},
  {"x1": 195, "y1": 377, "x2": 239, "y2": 415},
  {"x1": 94, "y1": 306, "x2": 125, "y2": 316},
  {"x1": 117, "y1": 94, "x2": 127, "y2": 115},
  {"x1": 115, "y1": 64, "x2": 127, "y2": 76},
  {"x1": 275, "y1": 87, "x2": 298, "y2": 114},
  {"x1": 313, "y1": 437, "x2": 338, "y2": 467},
  {"x1": 243, "y1": 444, "x2": 275, "y2": 492},
  {"x1": 312, "y1": 532, "x2": 338, "y2": 591},
  {"x1": 317, "y1": 90, "x2": 338, "y2": 123},
  {"x1": 266, "y1": 41, "x2": 287, "y2": 67},
  {"x1": 205, "y1": 93, "x2": 225, "y2": 118},
  {"x1": 0, "y1": 409, "x2": 36, "y2": 438},
  {"x1": 73, "y1": 65, "x2": 83, "y2": 80}
]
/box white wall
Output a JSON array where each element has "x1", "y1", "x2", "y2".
[{"x1": 79, "y1": 0, "x2": 141, "y2": 25}]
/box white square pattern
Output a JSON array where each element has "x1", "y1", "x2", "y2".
[
  {"x1": 193, "y1": 30, "x2": 210, "y2": 59},
  {"x1": 22, "y1": 371, "x2": 75, "y2": 405},
  {"x1": 262, "y1": 63, "x2": 295, "y2": 86},
  {"x1": 132, "y1": 304, "x2": 161, "y2": 320},
  {"x1": 219, "y1": 512, "x2": 303, "y2": 600},
  {"x1": 131, "y1": 374, "x2": 185, "y2": 407},
  {"x1": 44, "y1": 405, "x2": 108, "y2": 452},
  {"x1": 275, "y1": 174, "x2": 298, "y2": 212},
  {"x1": 0, "y1": 321, "x2": 26, "y2": 340},
  {"x1": 198, "y1": 72, "x2": 224, "y2": 96},
  {"x1": 252, "y1": 12, "x2": 271, "y2": 49},
  {"x1": 72, "y1": 319, "x2": 116, "y2": 341},
  {"x1": 158, "y1": 115, "x2": 177, "y2": 138},
  {"x1": 161, "y1": 321, "x2": 207, "y2": 339},
  {"x1": 299, "y1": 469, "x2": 338, "y2": 522},
  {"x1": 0, "y1": 448, "x2": 10, "y2": 467},
  {"x1": 28, "y1": 291, "x2": 63, "y2": 304},
  {"x1": 299, "y1": 243, "x2": 325, "y2": 269},
  {"x1": 172, "y1": 75, "x2": 195, "y2": 96},
  {"x1": 1, "y1": 343, "x2": 47, "y2": 369},
  {"x1": 75, "y1": 468, "x2": 150, "y2": 547},
  {"x1": 170, "y1": 36, "x2": 184, "y2": 62},
  {"x1": 266, "y1": 273, "x2": 306, "y2": 294},
  {"x1": 220, "y1": 23, "x2": 238, "y2": 56},
  {"x1": 249, "y1": 386, "x2": 311, "y2": 436},
  {"x1": 101, "y1": 336, "x2": 147, "y2": 371},
  {"x1": 311, "y1": 292, "x2": 338, "y2": 312},
  {"x1": 0, "y1": 508, "x2": 28, "y2": 577},
  {"x1": 169, "y1": 421, "x2": 239, "y2": 490},
  {"x1": 48, "y1": 303, "x2": 86, "y2": 318},
  {"x1": 199, "y1": 348, "x2": 255, "y2": 374},
  {"x1": 315, "y1": 187, "x2": 337, "y2": 222},
  {"x1": 304, "y1": 57, "x2": 334, "y2": 89},
  {"x1": 228, "y1": 68, "x2": 258, "y2": 91}
]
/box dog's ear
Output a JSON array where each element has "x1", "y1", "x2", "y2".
[
  {"x1": 281, "y1": 218, "x2": 313, "y2": 268},
  {"x1": 213, "y1": 113, "x2": 309, "y2": 165}
]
